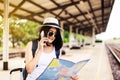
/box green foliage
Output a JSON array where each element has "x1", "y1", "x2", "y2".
[
  {"x1": 18, "y1": 20, "x2": 39, "y2": 44},
  {"x1": 63, "y1": 31, "x2": 89, "y2": 43},
  {"x1": 63, "y1": 31, "x2": 69, "y2": 43},
  {"x1": 0, "y1": 19, "x2": 3, "y2": 46},
  {"x1": 0, "y1": 28, "x2": 2, "y2": 38},
  {"x1": 0, "y1": 28, "x2": 2, "y2": 46},
  {"x1": 9, "y1": 17, "x2": 39, "y2": 47},
  {"x1": 0, "y1": 17, "x2": 45, "y2": 47}
]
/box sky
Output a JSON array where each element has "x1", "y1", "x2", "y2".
[{"x1": 96, "y1": 0, "x2": 120, "y2": 40}]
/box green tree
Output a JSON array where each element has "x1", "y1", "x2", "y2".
[
  {"x1": 0, "y1": 28, "x2": 2, "y2": 46},
  {"x1": 9, "y1": 17, "x2": 39, "y2": 47},
  {"x1": 18, "y1": 20, "x2": 39, "y2": 44},
  {"x1": 9, "y1": 17, "x2": 24, "y2": 47},
  {"x1": 0, "y1": 20, "x2": 3, "y2": 47},
  {"x1": 63, "y1": 31, "x2": 69, "y2": 43}
]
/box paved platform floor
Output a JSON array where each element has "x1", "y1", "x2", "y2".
[{"x1": 0, "y1": 43, "x2": 114, "y2": 80}]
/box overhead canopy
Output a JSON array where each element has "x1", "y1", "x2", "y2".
[{"x1": 0, "y1": 0, "x2": 115, "y2": 36}]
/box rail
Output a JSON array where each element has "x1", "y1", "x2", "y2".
[
  {"x1": 105, "y1": 43, "x2": 120, "y2": 63},
  {"x1": 105, "y1": 43, "x2": 120, "y2": 80}
]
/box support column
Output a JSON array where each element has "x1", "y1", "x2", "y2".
[
  {"x1": 69, "y1": 25, "x2": 72, "y2": 49},
  {"x1": 92, "y1": 27, "x2": 95, "y2": 47},
  {"x1": 76, "y1": 28, "x2": 78, "y2": 38},
  {"x1": 80, "y1": 30, "x2": 84, "y2": 47},
  {"x1": 3, "y1": 0, "x2": 9, "y2": 70},
  {"x1": 60, "y1": 21, "x2": 64, "y2": 39},
  {"x1": 76, "y1": 28, "x2": 79, "y2": 44},
  {"x1": 80, "y1": 30, "x2": 82, "y2": 43}
]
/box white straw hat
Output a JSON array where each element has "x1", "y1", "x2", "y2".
[{"x1": 42, "y1": 17, "x2": 63, "y2": 30}]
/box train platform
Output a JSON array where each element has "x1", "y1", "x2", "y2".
[{"x1": 0, "y1": 43, "x2": 114, "y2": 80}]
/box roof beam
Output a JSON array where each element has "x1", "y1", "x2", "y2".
[
  {"x1": 62, "y1": 5, "x2": 111, "y2": 22},
  {"x1": 111, "y1": 0, "x2": 115, "y2": 9},
  {"x1": 80, "y1": 1, "x2": 99, "y2": 32},
  {"x1": 70, "y1": 0, "x2": 86, "y2": 27},
  {"x1": 9, "y1": 0, "x2": 26, "y2": 17},
  {"x1": 0, "y1": 9, "x2": 3, "y2": 17},
  {"x1": 0, "y1": 0, "x2": 43, "y2": 19},
  {"x1": 88, "y1": 0, "x2": 99, "y2": 30},
  {"x1": 77, "y1": 1, "x2": 92, "y2": 26},
  {"x1": 13, "y1": 13, "x2": 43, "y2": 24},
  {"x1": 55, "y1": 8, "x2": 65, "y2": 18},
  {"x1": 26, "y1": 0, "x2": 79, "y2": 18},
  {"x1": 27, "y1": 0, "x2": 68, "y2": 23},
  {"x1": 51, "y1": 0, "x2": 79, "y2": 26},
  {"x1": 25, "y1": 0, "x2": 73, "y2": 23}
]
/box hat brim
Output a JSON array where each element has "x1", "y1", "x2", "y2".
[{"x1": 42, "y1": 24, "x2": 64, "y2": 31}]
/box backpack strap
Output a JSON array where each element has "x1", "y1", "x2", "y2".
[
  {"x1": 55, "y1": 50, "x2": 60, "y2": 59},
  {"x1": 32, "y1": 40, "x2": 38, "y2": 57}
]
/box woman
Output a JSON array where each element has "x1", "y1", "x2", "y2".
[{"x1": 25, "y1": 17, "x2": 79, "y2": 80}]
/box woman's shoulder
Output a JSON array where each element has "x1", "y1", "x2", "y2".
[
  {"x1": 26, "y1": 41, "x2": 33, "y2": 49},
  {"x1": 26, "y1": 39, "x2": 39, "y2": 48},
  {"x1": 27, "y1": 41, "x2": 32, "y2": 45}
]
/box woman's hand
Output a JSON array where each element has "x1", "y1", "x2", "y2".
[
  {"x1": 39, "y1": 37, "x2": 48, "y2": 50},
  {"x1": 70, "y1": 75, "x2": 79, "y2": 80}
]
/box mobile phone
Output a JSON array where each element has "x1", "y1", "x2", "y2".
[
  {"x1": 40, "y1": 30, "x2": 49, "y2": 46},
  {"x1": 41, "y1": 30, "x2": 44, "y2": 38}
]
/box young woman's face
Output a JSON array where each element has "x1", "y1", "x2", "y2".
[{"x1": 47, "y1": 27, "x2": 57, "y2": 43}]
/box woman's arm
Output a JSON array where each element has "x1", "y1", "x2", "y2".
[
  {"x1": 25, "y1": 37, "x2": 48, "y2": 73},
  {"x1": 25, "y1": 41, "x2": 42, "y2": 74}
]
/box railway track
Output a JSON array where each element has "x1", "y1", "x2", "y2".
[
  {"x1": 106, "y1": 43, "x2": 120, "y2": 63},
  {"x1": 105, "y1": 43, "x2": 120, "y2": 80}
]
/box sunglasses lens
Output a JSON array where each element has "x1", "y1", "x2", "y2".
[{"x1": 48, "y1": 32, "x2": 54, "y2": 37}]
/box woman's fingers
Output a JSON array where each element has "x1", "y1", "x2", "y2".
[
  {"x1": 39, "y1": 37, "x2": 48, "y2": 48},
  {"x1": 70, "y1": 75, "x2": 79, "y2": 80}
]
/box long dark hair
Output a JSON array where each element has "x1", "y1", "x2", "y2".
[{"x1": 38, "y1": 26, "x2": 63, "y2": 50}]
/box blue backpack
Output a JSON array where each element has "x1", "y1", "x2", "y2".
[{"x1": 23, "y1": 40, "x2": 60, "y2": 80}]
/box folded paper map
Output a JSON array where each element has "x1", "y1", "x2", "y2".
[{"x1": 37, "y1": 58, "x2": 90, "y2": 80}]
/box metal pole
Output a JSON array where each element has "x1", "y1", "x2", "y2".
[
  {"x1": 69, "y1": 25, "x2": 72, "y2": 49},
  {"x1": 76, "y1": 28, "x2": 78, "y2": 39},
  {"x1": 92, "y1": 27, "x2": 95, "y2": 47},
  {"x1": 3, "y1": 0, "x2": 9, "y2": 70},
  {"x1": 60, "y1": 21, "x2": 64, "y2": 39}
]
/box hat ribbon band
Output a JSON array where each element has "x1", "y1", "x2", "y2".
[{"x1": 43, "y1": 23, "x2": 59, "y2": 27}]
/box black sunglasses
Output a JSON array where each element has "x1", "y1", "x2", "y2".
[{"x1": 47, "y1": 31, "x2": 56, "y2": 37}]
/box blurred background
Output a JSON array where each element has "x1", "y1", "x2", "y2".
[{"x1": 0, "y1": 0, "x2": 120, "y2": 80}]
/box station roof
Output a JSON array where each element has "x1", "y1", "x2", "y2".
[{"x1": 0, "y1": 0, "x2": 115, "y2": 36}]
